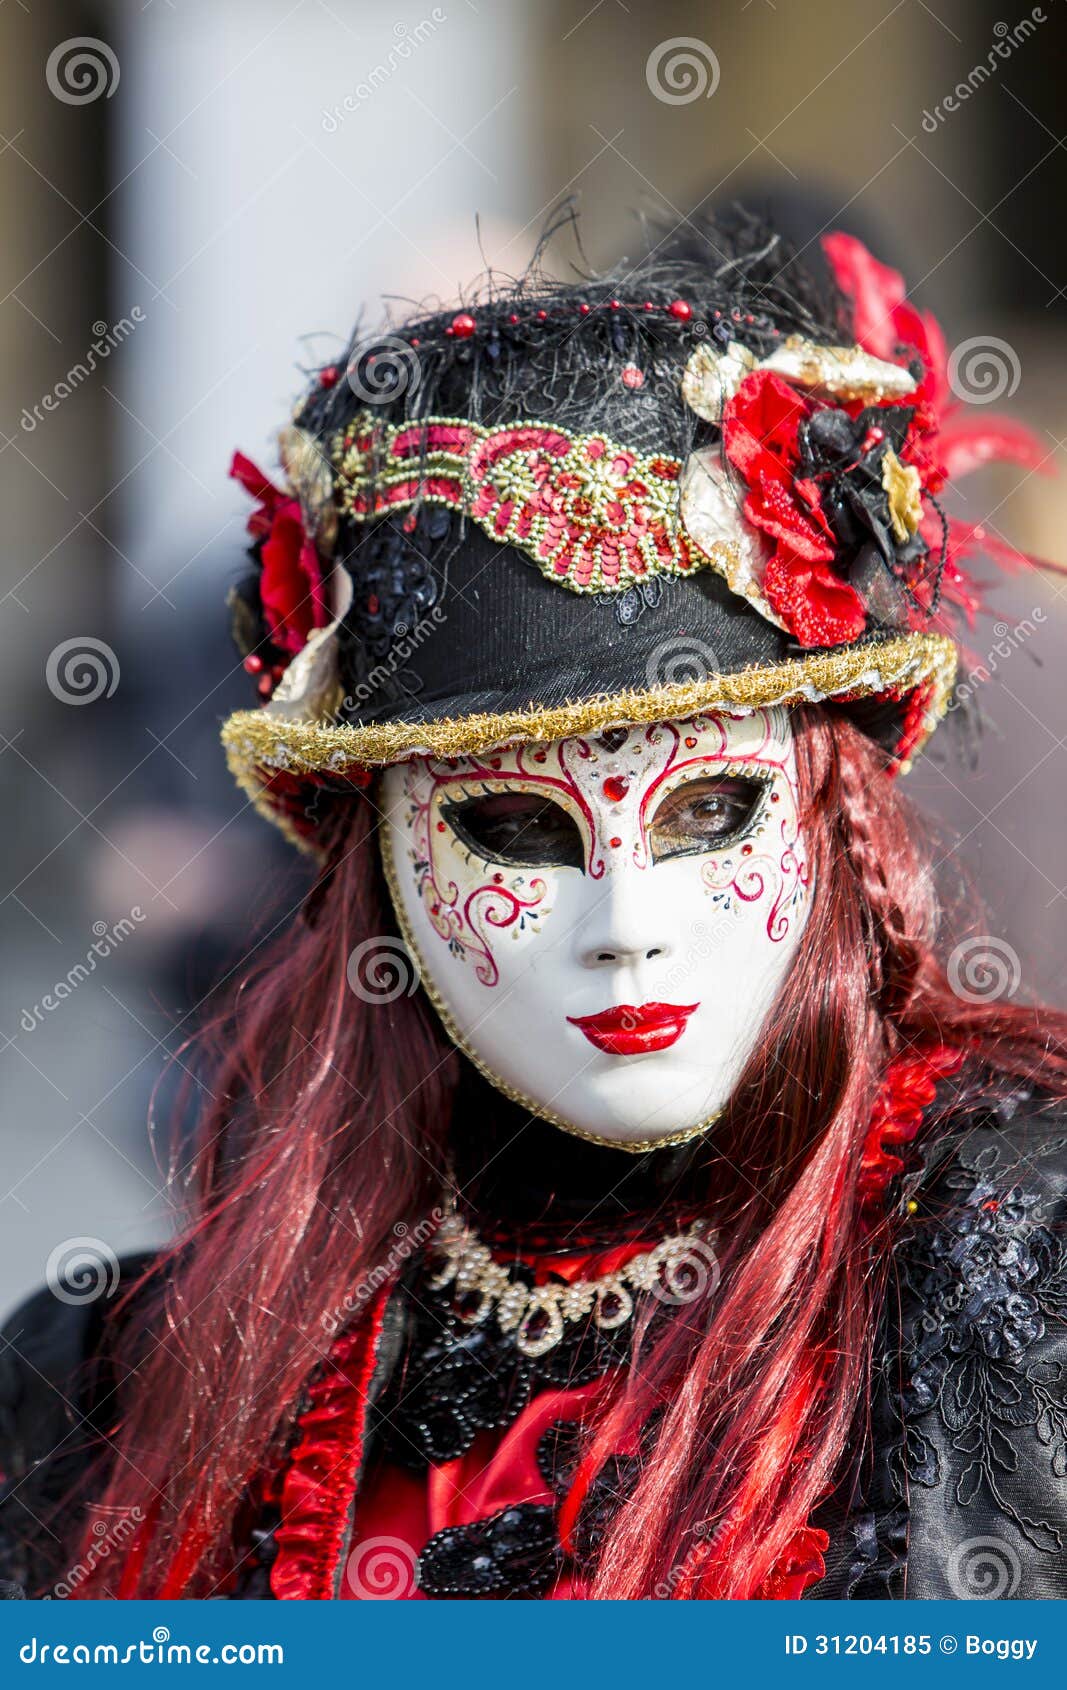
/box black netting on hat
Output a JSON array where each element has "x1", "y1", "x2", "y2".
[{"x1": 297, "y1": 207, "x2": 850, "y2": 467}]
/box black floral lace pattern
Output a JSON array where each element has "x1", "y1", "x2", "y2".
[
  {"x1": 811, "y1": 1096, "x2": 1067, "y2": 1600},
  {"x1": 417, "y1": 1502, "x2": 560, "y2": 1599},
  {"x1": 899, "y1": 1128, "x2": 1067, "y2": 1551},
  {"x1": 338, "y1": 506, "x2": 447, "y2": 707}
]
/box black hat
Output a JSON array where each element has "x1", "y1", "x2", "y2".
[{"x1": 221, "y1": 213, "x2": 1036, "y2": 850}]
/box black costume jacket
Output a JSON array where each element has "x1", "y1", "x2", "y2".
[{"x1": 2, "y1": 1084, "x2": 1067, "y2": 1600}]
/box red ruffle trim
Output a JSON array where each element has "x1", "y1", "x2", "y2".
[
  {"x1": 859, "y1": 1043, "x2": 964, "y2": 1216},
  {"x1": 269, "y1": 1286, "x2": 392, "y2": 1600}
]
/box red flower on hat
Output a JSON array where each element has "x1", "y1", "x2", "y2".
[
  {"x1": 230, "y1": 452, "x2": 330, "y2": 656},
  {"x1": 822, "y1": 232, "x2": 1051, "y2": 631},
  {"x1": 722, "y1": 368, "x2": 868, "y2": 648}
]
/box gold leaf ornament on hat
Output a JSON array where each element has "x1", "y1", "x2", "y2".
[
  {"x1": 681, "y1": 335, "x2": 918, "y2": 425},
  {"x1": 267, "y1": 562, "x2": 353, "y2": 726},
  {"x1": 881, "y1": 447, "x2": 924, "y2": 543},
  {"x1": 251, "y1": 428, "x2": 351, "y2": 726},
  {"x1": 680, "y1": 340, "x2": 758, "y2": 424},
  {"x1": 278, "y1": 424, "x2": 339, "y2": 553},
  {"x1": 678, "y1": 446, "x2": 783, "y2": 629}
]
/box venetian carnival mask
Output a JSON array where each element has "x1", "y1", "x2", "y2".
[
  {"x1": 380, "y1": 705, "x2": 810, "y2": 1149},
  {"x1": 224, "y1": 231, "x2": 1035, "y2": 1152}
]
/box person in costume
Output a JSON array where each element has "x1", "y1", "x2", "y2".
[{"x1": 3, "y1": 213, "x2": 1067, "y2": 1601}]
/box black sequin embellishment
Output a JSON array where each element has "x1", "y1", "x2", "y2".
[
  {"x1": 338, "y1": 508, "x2": 447, "y2": 708},
  {"x1": 417, "y1": 1504, "x2": 560, "y2": 1599},
  {"x1": 413, "y1": 1416, "x2": 646, "y2": 1599}
]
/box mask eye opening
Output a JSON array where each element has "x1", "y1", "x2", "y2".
[
  {"x1": 648, "y1": 771, "x2": 771, "y2": 863},
  {"x1": 441, "y1": 791, "x2": 585, "y2": 871}
]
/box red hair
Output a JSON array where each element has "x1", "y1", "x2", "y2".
[{"x1": 65, "y1": 708, "x2": 1067, "y2": 1598}]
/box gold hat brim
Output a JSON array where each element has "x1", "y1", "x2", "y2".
[{"x1": 221, "y1": 631, "x2": 957, "y2": 853}]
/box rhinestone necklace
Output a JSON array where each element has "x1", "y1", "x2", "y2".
[{"x1": 427, "y1": 1211, "x2": 716, "y2": 1360}]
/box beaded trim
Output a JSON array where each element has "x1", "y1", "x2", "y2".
[
  {"x1": 331, "y1": 413, "x2": 736, "y2": 596},
  {"x1": 220, "y1": 632, "x2": 958, "y2": 853},
  {"x1": 427, "y1": 1212, "x2": 715, "y2": 1358}
]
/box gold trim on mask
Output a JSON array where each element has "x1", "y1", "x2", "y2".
[
  {"x1": 379, "y1": 819, "x2": 727, "y2": 1153},
  {"x1": 221, "y1": 631, "x2": 957, "y2": 851}
]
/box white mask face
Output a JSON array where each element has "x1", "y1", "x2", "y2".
[{"x1": 379, "y1": 707, "x2": 810, "y2": 1149}]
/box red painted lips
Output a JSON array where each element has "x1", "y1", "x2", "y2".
[{"x1": 566, "y1": 1001, "x2": 700, "y2": 1056}]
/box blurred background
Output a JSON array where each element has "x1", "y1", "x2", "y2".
[{"x1": 1, "y1": 0, "x2": 1065, "y2": 1319}]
